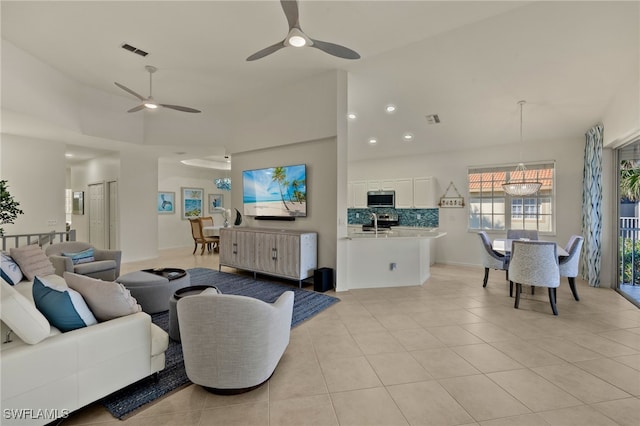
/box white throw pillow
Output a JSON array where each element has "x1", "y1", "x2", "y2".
[
  {"x1": 1, "y1": 252, "x2": 24, "y2": 285},
  {"x1": 0, "y1": 278, "x2": 50, "y2": 344},
  {"x1": 64, "y1": 272, "x2": 141, "y2": 322}
]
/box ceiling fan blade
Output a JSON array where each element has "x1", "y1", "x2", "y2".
[
  {"x1": 114, "y1": 82, "x2": 145, "y2": 101},
  {"x1": 280, "y1": 0, "x2": 300, "y2": 30},
  {"x1": 310, "y1": 38, "x2": 360, "y2": 60},
  {"x1": 127, "y1": 104, "x2": 146, "y2": 113},
  {"x1": 246, "y1": 41, "x2": 286, "y2": 61},
  {"x1": 160, "y1": 104, "x2": 202, "y2": 113}
]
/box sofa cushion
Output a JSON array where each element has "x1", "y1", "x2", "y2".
[
  {"x1": 62, "y1": 248, "x2": 95, "y2": 265},
  {"x1": 150, "y1": 323, "x2": 169, "y2": 357},
  {"x1": 1, "y1": 252, "x2": 24, "y2": 285},
  {"x1": 74, "y1": 260, "x2": 117, "y2": 275},
  {"x1": 32, "y1": 276, "x2": 97, "y2": 332},
  {"x1": 64, "y1": 272, "x2": 141, "y2": 322},
  {"x1": 10, "y1": 245, "x2": 55, "y2": 281},
  {"x1": 0, "y1": 278, "x2": 50, "y2": 344}
]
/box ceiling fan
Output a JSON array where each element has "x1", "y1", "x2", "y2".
[
  {"x1": 247, "y1": 0, "x2": 360, "y2": 61},
  {"x1": 114, "y1": 65, "x2": 201, "y2": 113}
]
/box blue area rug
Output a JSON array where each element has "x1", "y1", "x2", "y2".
[{"x1": 101, "y1": 268, "x2": 339, "y2": 419}]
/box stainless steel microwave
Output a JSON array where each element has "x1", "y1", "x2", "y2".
[{"x1": 367, "y1": 190, "x2": 395, "y2": 208}]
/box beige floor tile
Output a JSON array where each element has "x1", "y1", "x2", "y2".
[
  {"x1": 319, "y1": 355, "x2": 382, "y2": 392},
  {"x1": 411, "y1": 347, "x2": 481, "y2": 379},
  {"x1": 532, "y1": 363, "x2": 632, "y2": 404},
  {"x1": 391, "y1": 328, "x2": 445, "y2": 351},
  {"x1": 591, "y1": 397, "x2": 640, "y2": 426},
  {"x1": 598, "y1": 329, "x2": 640, "y2": 351},
  {"x1": 366, "y1": 352, "x2": 432, "y2": 385},
  {"x1": 330, "y1": 387, "x2": 409, "y2": 426},
  {"x1": 487, "y1": 369, "x2": 582, "y2": 412},
  {"x1": 132, "y1": 384, "x2": 207, "y2": 417},
  {"x1": 461, "y1": 322, "x2": 520, "y2": 342},
  {"x1": 269, "y1": 394, "x2": 338, "y2": 426},
  {"x1": 122, "y1": 410, "x2": 202, "y2": 426},
  {"x1": 613, "y1": 353, "x2": 640, "y2": 371},
  {"x1": 478, "y1": 413, "x2": 552, "y2": 426},
  {"x1": 352, "y1": 330, "x2": 405, "y2": 354},
  {"x1": 489, "y1": 339, "x2": 565, "y2": 368},
  {"x1": 198, "y1": 401, "x2": 268, "y2": 426},
  {"x1": 426, "y1": 325, "x2": 485, "y2": 346},
  {"x1": 343, "y1": 314, "x2": 388, "y2": 334},
  {"x1": 451, "y1": 343, "x2": 524, "y2": 373},
  {"x1": 374, "y1": 313, "x2": 423, "y2": 330},
  {"x1": 574, "y1": 358, "x2": 640, "y2": 396},
  {"x1": 412, "y1": 309, "x2": 484, "y2": 327},
  {"x1": 537, "y1": 405, "x2": 619, "y2": 426},
  {"x1": 388, "y1": 380, "x2": 475, "y2": 425},
  {"x1": 438, "y1": 374, "x2": 531, "y2": 422},
  {"x1": 310, "y1": 333, "x2": 363, "y2": 360},
  {"x1": 528, "y1": 337, "x2": 603, "y2": 362},
  {"x1": 269, "y1": 357, "x2": 328, "y2": 401},
  {"x1": 564, "y1": 332, "x2": 639, "y2": 357}
]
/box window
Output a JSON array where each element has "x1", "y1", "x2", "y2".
[{"x1": 468, "y1": 162, "x2": 555, "y2": 233}]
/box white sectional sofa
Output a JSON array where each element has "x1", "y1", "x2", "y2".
[{"x1": 0, "y1": 274, "x2": 169, "y2": 426}]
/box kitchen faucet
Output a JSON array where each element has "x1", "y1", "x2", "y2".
[{"x1": 370, "y1": 212, "x2": 378, "y2": 234}]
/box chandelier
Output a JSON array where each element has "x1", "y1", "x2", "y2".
[{"x1": 502, "y1": 100, "x2": 542, "y2": 197}]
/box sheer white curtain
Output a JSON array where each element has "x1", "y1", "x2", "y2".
[{"x1": 581, "y1": 124, "x2": 603, "y2": 287}]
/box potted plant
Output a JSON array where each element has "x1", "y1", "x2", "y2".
[{"x1": 0, "y1": 180, "x2": 24, "y2": 236}]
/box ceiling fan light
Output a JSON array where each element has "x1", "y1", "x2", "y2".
[
  {"x1": 288, "y1": 35, "x2": 307, "y2": 47},
  {"x1": 144, "y1": 101, "x2": 158, "y2": 109}
]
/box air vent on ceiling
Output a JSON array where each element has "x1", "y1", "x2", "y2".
[
  {"x1": 121, "y1": 43, "x2": 149, "y2": 57},
  {"x1": 425, "y1": 114, "x2": 441, "y2": 125}
]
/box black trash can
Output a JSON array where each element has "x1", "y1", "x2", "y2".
[{"x1": 314, "y1": 267, "x2": 334, "y2": 292}]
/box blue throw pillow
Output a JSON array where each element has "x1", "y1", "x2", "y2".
[
  {"x1": 62, "y1": 248, "x2": 95, "y2": 265},
  {"x1": 32, "y1": 276, "x2": 97, "y2": 332},
  {"x1": 1, "y1": 252, "x2": 24, "y2": 285}
]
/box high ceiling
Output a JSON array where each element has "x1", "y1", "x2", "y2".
[{"x1": 2, "y1": 1, "x2": 638, "y2": 164}]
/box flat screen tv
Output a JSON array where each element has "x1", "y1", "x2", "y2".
[{"x1": 243, "y1": 164, "x2": 307, "y2": 218}]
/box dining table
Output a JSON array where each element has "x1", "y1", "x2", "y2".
[
  {"x1": 492, "y1": 238, "x2": 569, "y2": 257},
  {"x1": 202, "y1": 225, "x2": 223, "y2": 238}
]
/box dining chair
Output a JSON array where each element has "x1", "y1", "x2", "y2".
[
  {"x1": 559, "y1": 235, "x2": 584, "y2": 301},
  {"x1": 189, "y1": 218, "x2": 219, "y2": 255},
  {"x1": 199, "y1": 216, "x2": 219, "y2": 252},
  {"x1": 508, "y1": 241, "x2": 560, "y2": 315},
  {"x1": 506, "y1": 229, "x2": 539, "y2": 240},
  {"x1": 478, "y1": 231, "x2": 509, "y2": 288}
]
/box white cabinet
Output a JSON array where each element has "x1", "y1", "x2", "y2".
[
  {"x1": 413, "y1": 177, "x2": 438, "y2": 208},
  {"x1": 220, "y1": 227, "x2": 317, "y2": 285},
  {"x1": 392, "y1": 178, "x2": 413, "y2": 208},
  {"x1": 348, "y1": 181, "x2": 368, "y2": 208}
]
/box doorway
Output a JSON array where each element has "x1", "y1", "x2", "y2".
[
  {"x1": 617, "y1": 140, "x2": 640, "y2": 307},
  {"x1": 88, "y1": 180, "x2": 119, "y2": 250}
]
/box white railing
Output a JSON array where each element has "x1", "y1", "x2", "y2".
[
  {"x1": 1, "y1": 229, "x2": 76, "y2": 251},
  {"x1": 620, "y1": 217, "x2": 640, "y2": 285}
]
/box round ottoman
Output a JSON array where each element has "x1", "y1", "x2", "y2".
[
  {"x1": 169, "y1": 285, "x2": 220, "y2": 342},
  {"x1": 116, "y1": 269, "x2": 191, "y2": 314}
]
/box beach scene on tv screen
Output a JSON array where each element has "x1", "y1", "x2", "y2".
[{"x1": 243, "y1": 165, "x2": 307, "y2": 217}]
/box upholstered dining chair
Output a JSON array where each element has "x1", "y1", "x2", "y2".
[
  {"x1": 509, "y1": 241, "x2": 560, "y2": 315},
  {"x1": 506, "y1": 229, "x2": 539, "y2": 240},
  {"x1": 559, "y1": 235, "x2": 584, "y2": 301},
  {"x1": 188, "y1": 218, "x2": 218, "y2": 255},
  {"x1": 478, "y1": 231, "x2": 509, "y2": 288},
  {"x1": 199, "y1": 216, "x2": 219, "y2": 252}
]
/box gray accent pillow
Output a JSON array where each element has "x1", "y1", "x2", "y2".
[
  {"x1": 64, "y1": 272, "x2": 141, "y2": 322},
  {"x1": 10, "y1": 245, "x2": 55, "y2": 281}
]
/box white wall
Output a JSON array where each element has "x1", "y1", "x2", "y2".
[
  {"x1": 0, "y1": 135, "x2": 67, "y2": 240},
  {"x1": 230, "y1": 138, "x2": 338, "y2": 271},
  {"x1": 158, "y1": 160, "x2": 228, "y2": 250},
  {"x1": 348, "y1": 136, "x2": 585, "y2": 274}
]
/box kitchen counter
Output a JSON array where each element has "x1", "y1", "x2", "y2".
[{"x1": 345, "y1": 226, "x2": 446, "y2": 290}]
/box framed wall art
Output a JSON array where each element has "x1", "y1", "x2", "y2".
[
  {"x1": 181, "y1": 187, "x2": 204, "y2": 219},
  {"x1": 208, "y1": 193, "x2": 223, "y2": 213},
  {"x1": 157, "y1": 191, "x2": 175, "y2": 214}
]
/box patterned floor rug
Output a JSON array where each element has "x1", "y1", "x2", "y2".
[{"x1": 101, "y1": 268, "x2": 339, "y2": 419}]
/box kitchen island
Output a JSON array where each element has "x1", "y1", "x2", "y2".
[{"x1": 345, "y1": 227, "x2": 446, "y2": 290}]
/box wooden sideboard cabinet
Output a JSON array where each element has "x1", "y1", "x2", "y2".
[{"x1": 219, "y1": 227, "x2": 318, "y2": 286}]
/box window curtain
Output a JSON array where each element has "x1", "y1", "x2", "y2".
[{"x1": 581, "y1": 124, "x2": 603, "y2": 287}]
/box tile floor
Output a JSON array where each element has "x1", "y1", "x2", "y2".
[{"x1": 61, "y1": 247, "x2": 640, "y2": 426}]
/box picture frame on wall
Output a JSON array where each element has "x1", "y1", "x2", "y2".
[
  {"x1": 157, "y1": 191, "x2": 175, "y2": 214},
  {"x1": 208, "y1": 194, "x2": 223, "y2": 213},
  {"x1": 181, "y1": 187, "x2": 204, "y2": 220},
  {"x1": 72, "y1": 191, "x2": 84, "y2": 215}
]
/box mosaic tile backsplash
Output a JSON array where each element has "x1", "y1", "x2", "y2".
[{"x1": 347, "y1": 208, "x2": 439, "y2": 228}]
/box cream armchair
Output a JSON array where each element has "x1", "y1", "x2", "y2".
[
  {"x1": 45, "y1": 241, "x2": 121, "y2": 281},
  {"x1": 177, "y1": 289, "x2": 294, "y2": 394}
]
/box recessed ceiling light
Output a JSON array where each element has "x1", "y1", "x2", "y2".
[
  {"x1": 347, "y1": 112, "x2": 358, "y2": 120},
  {"x1": 402, "y1": 132, "x2": 414, "y2": 142},
  {"x1": 385, "y1": 104, "x2": 397, "y2": 114},
  {"x1": 368, "y1": 138, "x2": 378, "y2": 145}
]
